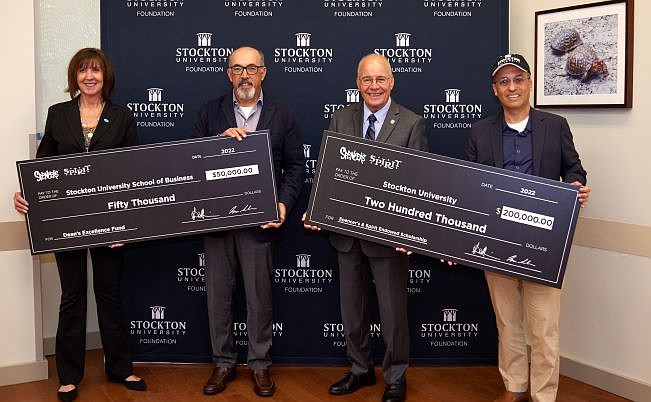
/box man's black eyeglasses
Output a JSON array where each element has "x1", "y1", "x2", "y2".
[{"x1": 229, "y1": 64, "x2": 264, "y2": 75}]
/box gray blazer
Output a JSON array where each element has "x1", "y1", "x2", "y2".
[{"x1": 327, "y1": 99, "x2": 428, "y2": 256}]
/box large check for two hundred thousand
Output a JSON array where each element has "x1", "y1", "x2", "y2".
[
  {"x1": 17, "y1": 131, "x2": 278, "y2": 254},
  {"x1": 306, "y1": 131, "x2": 581, "y2": 288}
]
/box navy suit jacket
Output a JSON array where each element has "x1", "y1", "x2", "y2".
[
  {"x1": 327, "y1": 100, "x2": 428, "y2": 257},
  {"x1": 37, "y1": 97, "x2": 138, "y2": 157},
  {"x1": 465, "y1": 108, "x2": 587, "y2": 184},
  {"x1": 192, "y1": 93, "x2": 305, "y2": 241}
]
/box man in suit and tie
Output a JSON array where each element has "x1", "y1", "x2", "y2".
[
  {"x1": 308, "y1": 53, "x2": 427, "y2": 402},
  {"x1": 192, "y1": 46, "x2": 305, "y2": 398},
  {"x1": 465, "y1": 54, "x2": 591, "y2": 402}
]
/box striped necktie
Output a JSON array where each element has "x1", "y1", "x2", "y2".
[{"x1": 365, "y1": 114, "x2": 377, "y2": 140}]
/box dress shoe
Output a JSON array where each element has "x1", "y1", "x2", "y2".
[
  {"x1": 252, "y1": 368, "x2": 275, "y2": 397},
  {"x1": 57, "y1": 387, "x2": 77, "y2": 402},
  {"x1": 329, "y1": 370, "x2": 376, "y2": 395},
  {"x1": 107, "y1": 373, "x2": 147, "y2": 391},
  {"x1": 494, "y1": 390, "x2": 529, "y2": 402},
  {"x1": 203, "y1": 366, "x2": 237, "y2": 395},
  {"x1": 382, "y1": 377, "x2": 406, "y2": 402}
]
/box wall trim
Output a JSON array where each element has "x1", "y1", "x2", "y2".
[
  {"x1": 574, "y1": 217, "x2": 651, "y2": 258},
  {"x1": 0, "y1": 221, "x2": 29, "y2": 251},
  {"x1": 0, "y1": 359, "x2": 48, "y2": 387},
  {"x1": 43, "y1": 331, "x2": 102, "y2": 356},
  {"x1": 560, "y1": 356, "x2": 651, "y2": 402}
]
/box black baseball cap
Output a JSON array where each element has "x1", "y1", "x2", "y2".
[{"x1": 491, "y1": 53, "x2": 531, "y2": 76}]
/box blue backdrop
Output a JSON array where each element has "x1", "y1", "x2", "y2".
[{"x1": 101, "y1": 0, "x2": 509, "y2": 364}]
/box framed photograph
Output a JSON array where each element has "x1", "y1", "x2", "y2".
[{"x1": 534, "y1": 0, "x2": 634, "y2": 108}]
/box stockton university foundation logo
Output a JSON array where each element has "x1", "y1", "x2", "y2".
[
  {"x1": 322, "y1": 322, "x2": 381, "y2": 348},
  {"x1": 323, "y1": 88, "x2": 359, "y2": 120},
  {"x1": 442, "y1": 308, "x2": 458, "y2": 322},
  {"x1": 177, "y1": 253, "x2": 206, "y2": 293},
  {"x1": 419, "y1": 308, "x2": 480, "y2": 348},
  {"x1": 445, "y1": 88, "x2": 461, "y2": 103},
  {"x1": 406, "y1": 266, "x2": 432, "y2": 294},
  {"x1": 323, "y1": 0, "x2": 384, "y2": 18},
  {"x1": 273, "y1": 33, "x2": 335, "y2": 73},
  {"x1": 233, "y1": 322, "x2": 285, "y2": 347},
  {"x1": 274, "y1": 253, "x2": 335, "y2": 294},
  {"x1": 174, "y1": 33, "x2": 233, "y2": 73},
  {"x1": 373, "y1": 33, "x2": 432, "y2": 73},
  {"x1": 422, "y1": 0, "x2": 482, "y2": 18},
  {"x1": 130, "y1": 305, "x2": 188, "y2": 345},
  {"x1": 346, "y1": 89, "x2": 360, "y2": 103},
  {"x1": 395, "y1": 32, "x2": 411, "y2": 47},
  {"x1": 126, "y1": 0, "x2": 184, "y2": 18},
  {"x1": 223, "y1": 0, "x2": 283, "y2": 18},
  {"x1": 322, "y1": 322, "x2": 346, "y2": 348},
  {"x1": 303, "y1": 144, "x2": 318, "y2": 184},
  {"x1": 296, "y1": 33, "x2": 311, "y2": 47},
  {"x1": 127, "y1": 87, "x2": 185, "y2": 129},
  {"x1": 151, "y1": 305, "x2": 165, "y2": 319},
  {"x1": 423, "y1": 88, "x2": 483, "y2": 130},
  {"x1": 296, "y1": 254, "x2": 310, "y2": 267}
]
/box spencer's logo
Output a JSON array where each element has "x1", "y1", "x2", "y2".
[{"x1": 34, "y1": 169, "x2": 59, "y2": 182}]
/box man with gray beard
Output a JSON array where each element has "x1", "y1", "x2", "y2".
[{"x1": 192, "y1": 46, "x2": 305, "y2": 398}]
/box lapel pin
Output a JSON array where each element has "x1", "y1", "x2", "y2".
[
  {"x1": 390, "y1": 119, "x2": 395, "y2": 125},
  {"x1": 103, "y1": 118, "x2": 109, "y2": 123}
]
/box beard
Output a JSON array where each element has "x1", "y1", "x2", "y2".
[{"x1": 236, "y1": 78, "x2": 256, "y2": 100}]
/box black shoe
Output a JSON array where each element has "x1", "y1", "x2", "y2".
[
  {"x1": 108, "y1": 375, "x2": 147, "y2": 391},
  {"x1": 203, "y1": 367, "x2": 237, "y2": 395},
  {"x1": 252, "y1": 369, "x2": 275, "y2": 397},
  {"x1": 57, "y1": 387, "x2": 77, "y2": 402},
  {"x1": 329, "y1": 370, "x2": 376, "y2": 395},
  {"x1": 382, "y1": 378, "x2": 406, "y2": 402}
]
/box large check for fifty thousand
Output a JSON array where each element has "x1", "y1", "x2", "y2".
[
  {"x1": 17, "y1": 131, "x2": 278, "y2": 254},
  {"x1": 306, "y1": 131, "x2": 581, "y2": 288}
]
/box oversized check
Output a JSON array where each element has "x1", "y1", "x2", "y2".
[
  {"x1": 306, "y1": 131, "x2": 581, "y2": 288},
  {"x1": 17, "y1": 131, "x2": 278, "y2": 254}
]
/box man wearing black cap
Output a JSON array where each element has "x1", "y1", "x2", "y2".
[{"x1": 465, "y1": 54, "x2": 591, "y2": 402}]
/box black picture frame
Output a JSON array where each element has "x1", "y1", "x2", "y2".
[{"x1": 534, "y1": 0, "x2": 634, "y2": 108}]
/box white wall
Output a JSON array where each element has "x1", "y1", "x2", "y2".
[
  {"x1": 0, "y1": 0, "x2": 47, "y2": 385},
  {"x1": 511, "y1": 0, "x2": 651, "y2": 398},
  {"x1": 35, "y1": 0, "x2": 102, "y2": 347}
]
